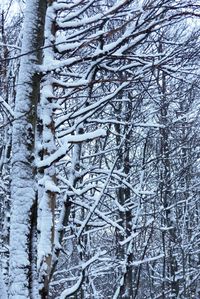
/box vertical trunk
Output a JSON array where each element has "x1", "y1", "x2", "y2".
[
  {"x1": 0, "y1": 9, "x2": 12, "y2": 287},
  {"x1": 9, "y1": 1, "x2": 46, "y2": 298},
  {"x1": 115, "y1": 99, "x2": 133, "y2": 299},
  {"x1": 0, "y1": 10, "x2": 8, "y2": 99},
  {"x1": 37, "y1": 3, "x2": 57, "y2": 297},
  {"x1": 158, "y1": 65, "x2": 179, "y2": 298},
  {"x1": 0, "y1": 267, "x2": 7, "y2": 299}
]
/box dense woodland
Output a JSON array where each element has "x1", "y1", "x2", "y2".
[{"x1": 0, "y1": 0, "x2": 200, "y2": 298}]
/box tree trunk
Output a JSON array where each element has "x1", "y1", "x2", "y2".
[{"x1": 9, "y1": 1, "x2": 46, "y2": 298}]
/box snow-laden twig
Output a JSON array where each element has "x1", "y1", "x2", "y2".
[
  {"x1": 37, "y1": 129, "x2": 106, "y2": 168},
  {"x1": 0, "y1": 96, "x2": 14, "y2": 117},
  {"x1": 59, "y1": 251, "x2": 106, "y2": 299}
]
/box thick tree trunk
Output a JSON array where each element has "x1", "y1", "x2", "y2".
[
  {"x1": 0, "y1": 268, "x2": 7, "y2": 299},
  {"x1": 9, "y1": 1, "x2": 46, "y2": 298},
  {"x1": 37, "y1": 3, "x2": 58, "y2": 298}
]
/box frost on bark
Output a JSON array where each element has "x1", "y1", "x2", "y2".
[
  {"x1": 37, "y1": 2, "x2": 57, "y2": 298},
  {"x1": 9, "y1": 0, "x2": 46, "y2": 298},
  {"x1": 0, "y1": 268, "x2": 7, "y2": 299}
]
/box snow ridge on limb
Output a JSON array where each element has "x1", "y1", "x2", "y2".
[
  {"x1": 0, "y1": 96, "x2": 14, "y2": 118},
  {"x1": 59, "y1": 251, "x2": 106, "y2": 299},
  {"x1": 37, "y1": 129, "x2": 107, "y2": 168}
]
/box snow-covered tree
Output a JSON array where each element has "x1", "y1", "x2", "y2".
[{"x1": 0, "y1": 0, "x2": 199, "y2": 298}]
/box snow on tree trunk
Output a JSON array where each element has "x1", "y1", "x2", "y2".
[
  {"x1": 0, "y1": 268, "x2": 7, "y2": 299},
  {"x1": 37, "y1": 3, "x2": 58, "y2": 298},
  {"x1": 9, "y1": 0, "x2": 46, "y2": 298}
]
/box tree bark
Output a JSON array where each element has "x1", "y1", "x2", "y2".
[{"x1": 9, "y1": 1, "x2": 46, "y2": 298}]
